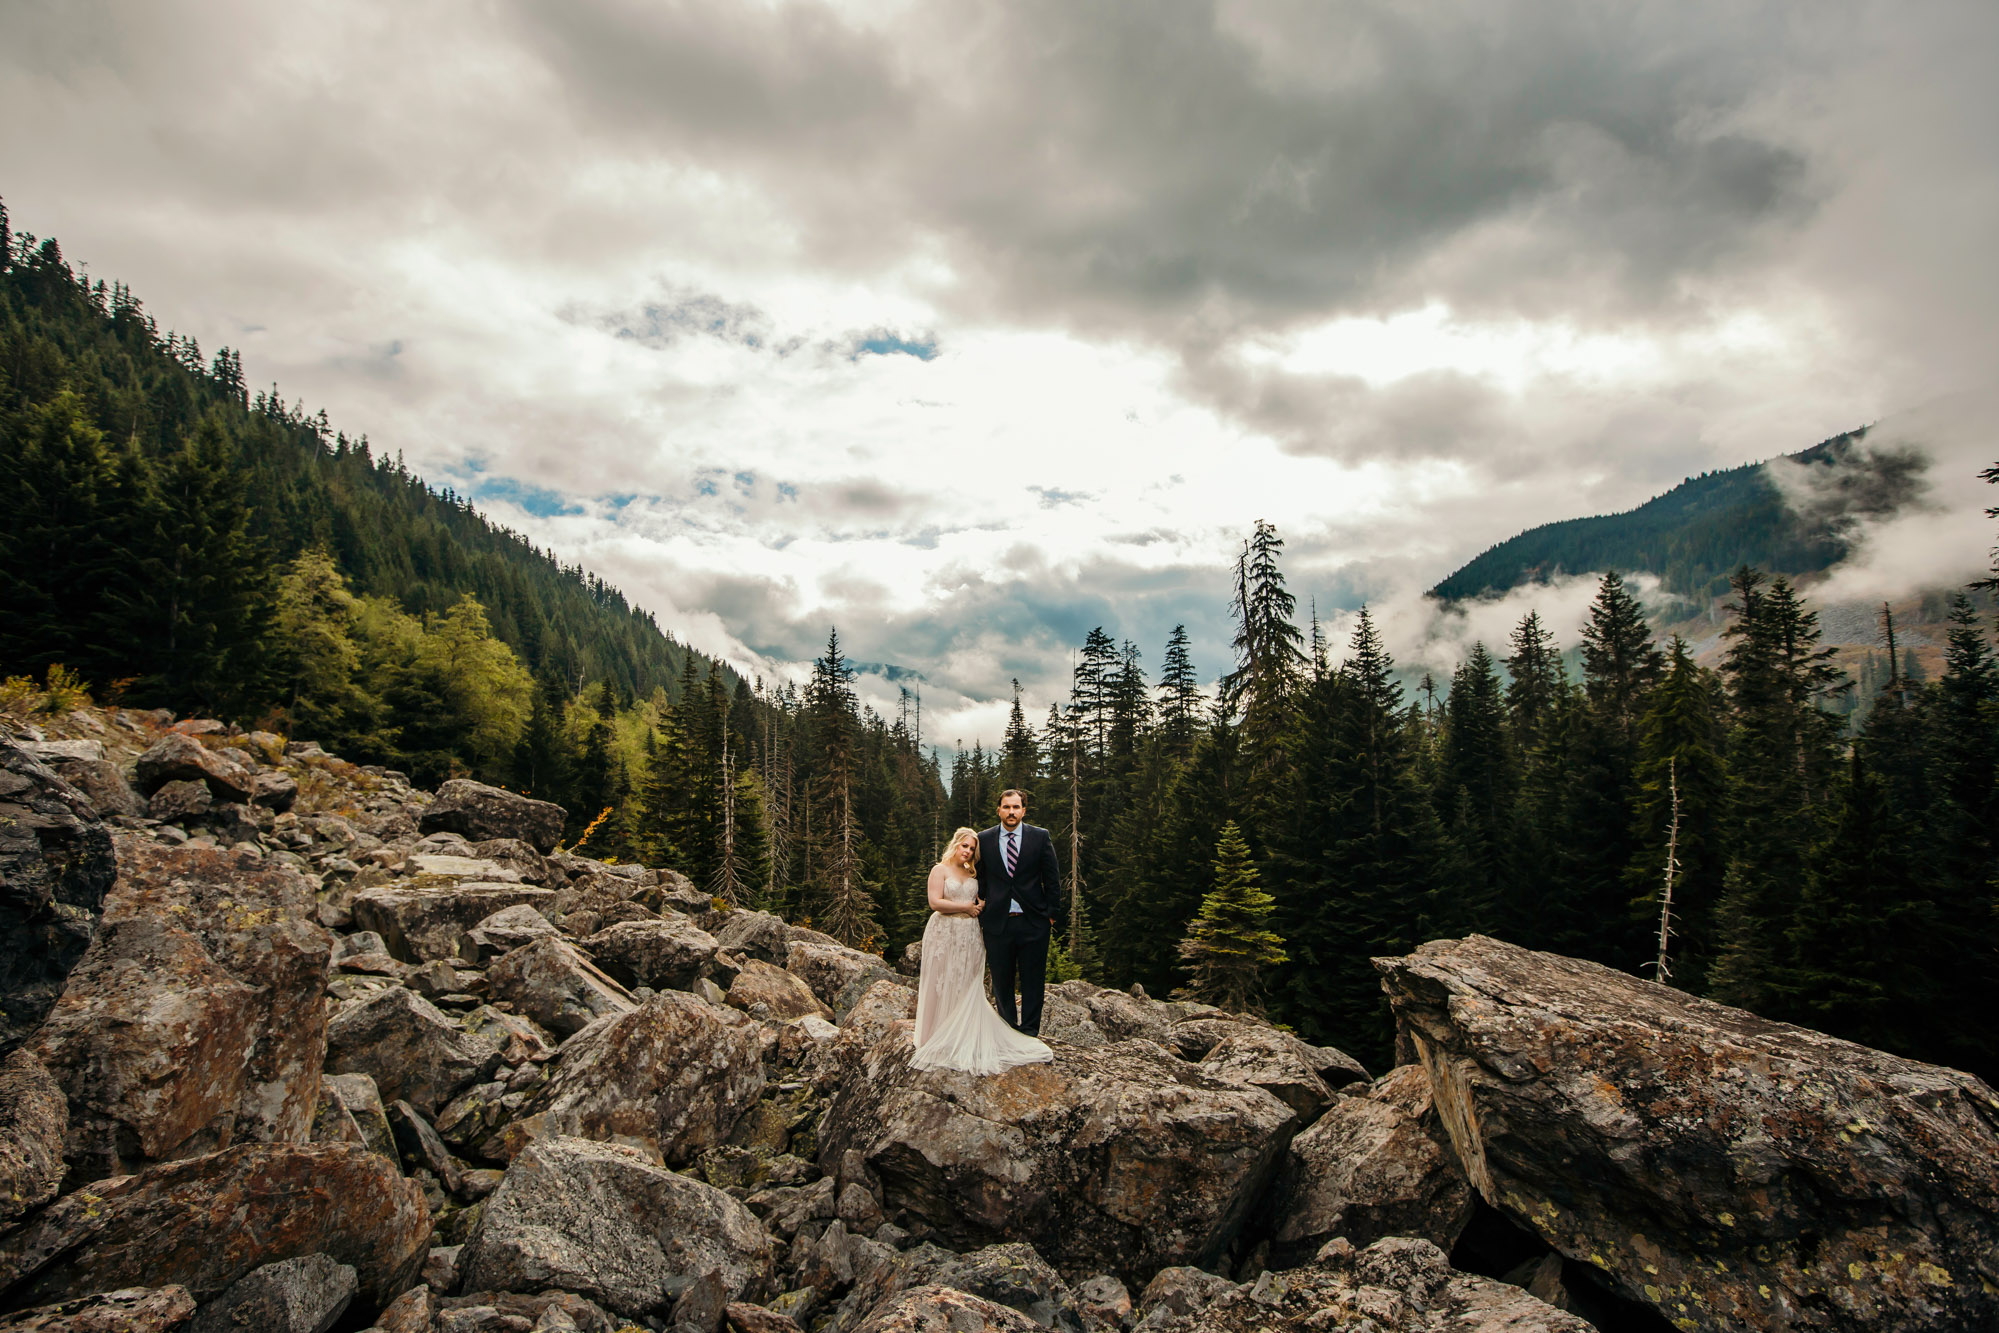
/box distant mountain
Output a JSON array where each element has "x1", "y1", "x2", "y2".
[{"x1": 1431, "y1": 429, "x2": 1870, "y2": 602}]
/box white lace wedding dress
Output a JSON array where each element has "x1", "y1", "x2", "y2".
[{"x1": 910, "y1": 871, "x2": 1054, "y2": 1075}]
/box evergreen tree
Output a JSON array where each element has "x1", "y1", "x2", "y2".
[
  {"x1": 1625, "y1": 638, "x2": 1728, "y2": 989},
  {"x1": 1503, "y1": 610, "x2": 1563, "y2": 749},
  {"x1": 1000, "y1": 679, "x2": 1039, "y2": 792},
  {"x1": 0, "y1": 391, "x2": 119, "y2": 679},
  {"x1": 1177, "y1": 821, "x2": 1287, "y2": 1013},
  {"x1": 1927, "y1": 594, "x2": 1999, "y2": 1058},
  {"x1": 1580, "y1": 570, "x2": 1664, "y2": 736},
  {"x1": 1270, "y1": 607, "x2": 1440, "y2": 1064},
  {"x1": 1436, "y1": 642, "x2": 1514, "y2": 937},
  {"x1": 803, "y1": 629, "x2": 882, "y2": 948},
  {"x1": 1710, "y1": 568, "x2": 1847, "y2": 1014},
  {"x1": 1104, "y1": 715, "x2": 1238, "y2": 997},
  {"x1": 513, "y1": 676, "x2": 573, "y2": 807},
  {"x1": 1073, "y1": 628, "x2": 1121, "y2": 759},
  {"x1": 1544, "y1": 571, "x2": 1667, "y2": 968},
  {"x1": 574, "y1": 680, "x2": 623, "y2": 848},
  {"x1": 1784, "y1": 753, "x2": 1932, "y2": 1054},
  {"x1": 112, "y1": 420, "x2": 274, "y2": 714},
  {"x1": 1158, "y1": 624, "x2": 1201, "y2": 761},
  {"x1": 1223, "y1": 520, "x2": 1305, "y2": 838}
]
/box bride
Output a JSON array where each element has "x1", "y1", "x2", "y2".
[{"x1": 911, "y1": 827, "x2": 1054, "y2": 1075}]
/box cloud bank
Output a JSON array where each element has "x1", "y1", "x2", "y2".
[{"x1": 3, "y1": 0, "x2": 1995, "y2": 742}]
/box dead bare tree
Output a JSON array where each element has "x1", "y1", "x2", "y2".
[
  {"x1": 708, "y1": 734, "x2": 745, "y2": 908},
  {"x1": 1651, "y1": 757, "x2": 1681, "y2": 986}
]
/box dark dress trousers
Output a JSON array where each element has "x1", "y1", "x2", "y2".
[{"x1": 976, "y1": 822, "x2": 1062, "y2": 1035}]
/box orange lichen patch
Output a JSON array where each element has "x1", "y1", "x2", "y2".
[{"x1": 977, "y1": 1062, "x2": 1069, "y2": 1119}]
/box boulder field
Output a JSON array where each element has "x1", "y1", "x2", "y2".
[{"x1": 0, "y1": 707, "x2": 1993, "y2": 1333}]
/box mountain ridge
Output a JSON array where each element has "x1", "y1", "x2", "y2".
[{"x1": 1430, "y1": 427, "x2": 1872, "y2": 603}]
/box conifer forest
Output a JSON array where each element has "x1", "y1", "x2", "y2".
[{"x1": 6, "y1": 206, "x2": 1998, "y2": 1083}]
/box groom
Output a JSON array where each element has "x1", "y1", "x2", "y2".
[{"x1": 976, "y1": 789, "x2": 1062, "y2": 1036}]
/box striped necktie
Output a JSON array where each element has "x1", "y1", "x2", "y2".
[{"x1": 1005, "y1": 829, "x2": 1018, "y2": 876}]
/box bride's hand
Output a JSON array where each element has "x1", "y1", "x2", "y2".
[{"x1": 968, "y1": 898, "x2": 984, "y2": 917}]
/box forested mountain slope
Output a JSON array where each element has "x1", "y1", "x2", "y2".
[
  {"x1": 1431, "y1": 430, "x2": 1868, "y2": 602},
  {"x1": 0, "y1": 213, "x2": 710, "y2": 708},
  {"x1": 0, "y1": 205, "x2": 947, "y2": 944}
]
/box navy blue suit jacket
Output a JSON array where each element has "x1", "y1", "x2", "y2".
[{"x1": 976, "y1": 822, "x2": 1062, "y2": 934}]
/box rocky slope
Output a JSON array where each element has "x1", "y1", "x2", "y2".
[{"x1": 1, "y1": 704, "x2": 1994, "y2": 1333}]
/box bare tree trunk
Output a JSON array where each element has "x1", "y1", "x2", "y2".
[
  {"x1": 1652, "y1": 757, "x2": 1681, "y2": 986},
  {"x1": 709, "y1": 735, "x2": 743, "y2": 907},
  {"x1": 1068, "y1": 739, "x2": 1083, "y2": 951}
]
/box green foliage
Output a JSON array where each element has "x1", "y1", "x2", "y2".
[
  {"x1": 1624, "y1": 639, "x2": 1729, "y2": 990},
  {"x1": 1709, "y1": 568, "x2": 1848, "y2": 1012},
  {"x1": 1176, "y1": 821, "x2": 1288, "y2": 1014}
]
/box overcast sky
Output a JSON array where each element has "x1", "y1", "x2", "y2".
[{"x1": 5, "y1": 0, "x2": 1996, "y2": 745}]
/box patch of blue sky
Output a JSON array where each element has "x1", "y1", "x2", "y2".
[
  {"x1": 472, "y1": 476, "x2": 583, "y2": 518},
  {"x1": 850, "y1": 329, "x2": 939, "y2": 362}
]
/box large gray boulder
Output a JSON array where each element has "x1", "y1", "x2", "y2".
[
  {"x1": 1197, "y1": 1027, "x2": 1336, "y2": 1122},
  {"x1": 0, "y1": 1049, "x2": 67, "y2": 1226},
  {"x1": 786, "y1": 940, "x2": 897, "y2": 1021},
  {"x1": 419, "y1": 780, "x2": 566, "y2": 854},
  {"x1": 0, "y1": 745, "x2": 116, "y2": 1056},
  {"x1": 457, "y1": 1135, "x2": 776, "y2": 1319},
  {"x1": 713, "y1": 910, "x2": 791, "y2": 962},
  {"x1": 817, "y1": 1031, "x2": 1298, "y2": 1284},
  {"x1": 833, "y1": 1242, "x2": 1077, "y2": 1332},
  {"x1": 322, "y1": 1072, "x2": 396, "y2": 1159},
  {"x1": 1265, "y1": 1064, "x2": 1473, "y2": 1266},
  {"x1": 1376, "y1": 935, "x2": 1999, "y2": 1333},
  {"x1": 351, "y1": 883, "x2": 557, "y2": 963},
  {"x1": 32, "y1": 749, "x2": 145, "y2": 820},
  {"x1": 850, "y1": 1287, "x2": 1042, "y2": 1333},
  {"x1": 461, "y1": 837, "x2": 558, "y2": 884},
  {"x1": 0, "y1": 1143, "x2": 429, "y2": 1312},
  {"x1": 584, "y1": 916, "x2": 722, "y2": 992},
  {"x1": 483, "y1": 991, "x2": 764, "y2": 1165},
  {"x1": 1166, "y1": 1016, "x2": 1369, "y2": 1091},
  {"x1": 30, "y1": 916, "x2": 260, "y2": 1186},
  {"x1": 1133, "y1": 1236, "x2": 1590, "y2": 1333},
  {"x1": 840, "y1": 980, "x2": 916, "y2": 1051},
  {"x1": 0, "y1": 1286, "x2": 197, "y2": 1331},
  {"x1": 97, "y1": 838, "x2": 333, "y2": 1149},
  {"x1": 132, "y1": 734, "x2": 257, "y2": 803},
  {"x1": 457, "y1": 902, "x2": 558, "y2": 961},
  {"x1": 729, "y1": 959, "x2": 834, "y2": 1022},
  {"x1": 485, "y1": 935, "x2": 634, "y2": 1038},
  {"x1": 187, "y1": 1254, "x2": 356, "y2": 1333},
  {"x1": 324, "y1": 987, "x2": 500, "y2": 1118}
]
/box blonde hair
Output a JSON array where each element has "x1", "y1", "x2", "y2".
[{"x1": 941, "y1": 826, "x2": 981, "y2": 868}]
